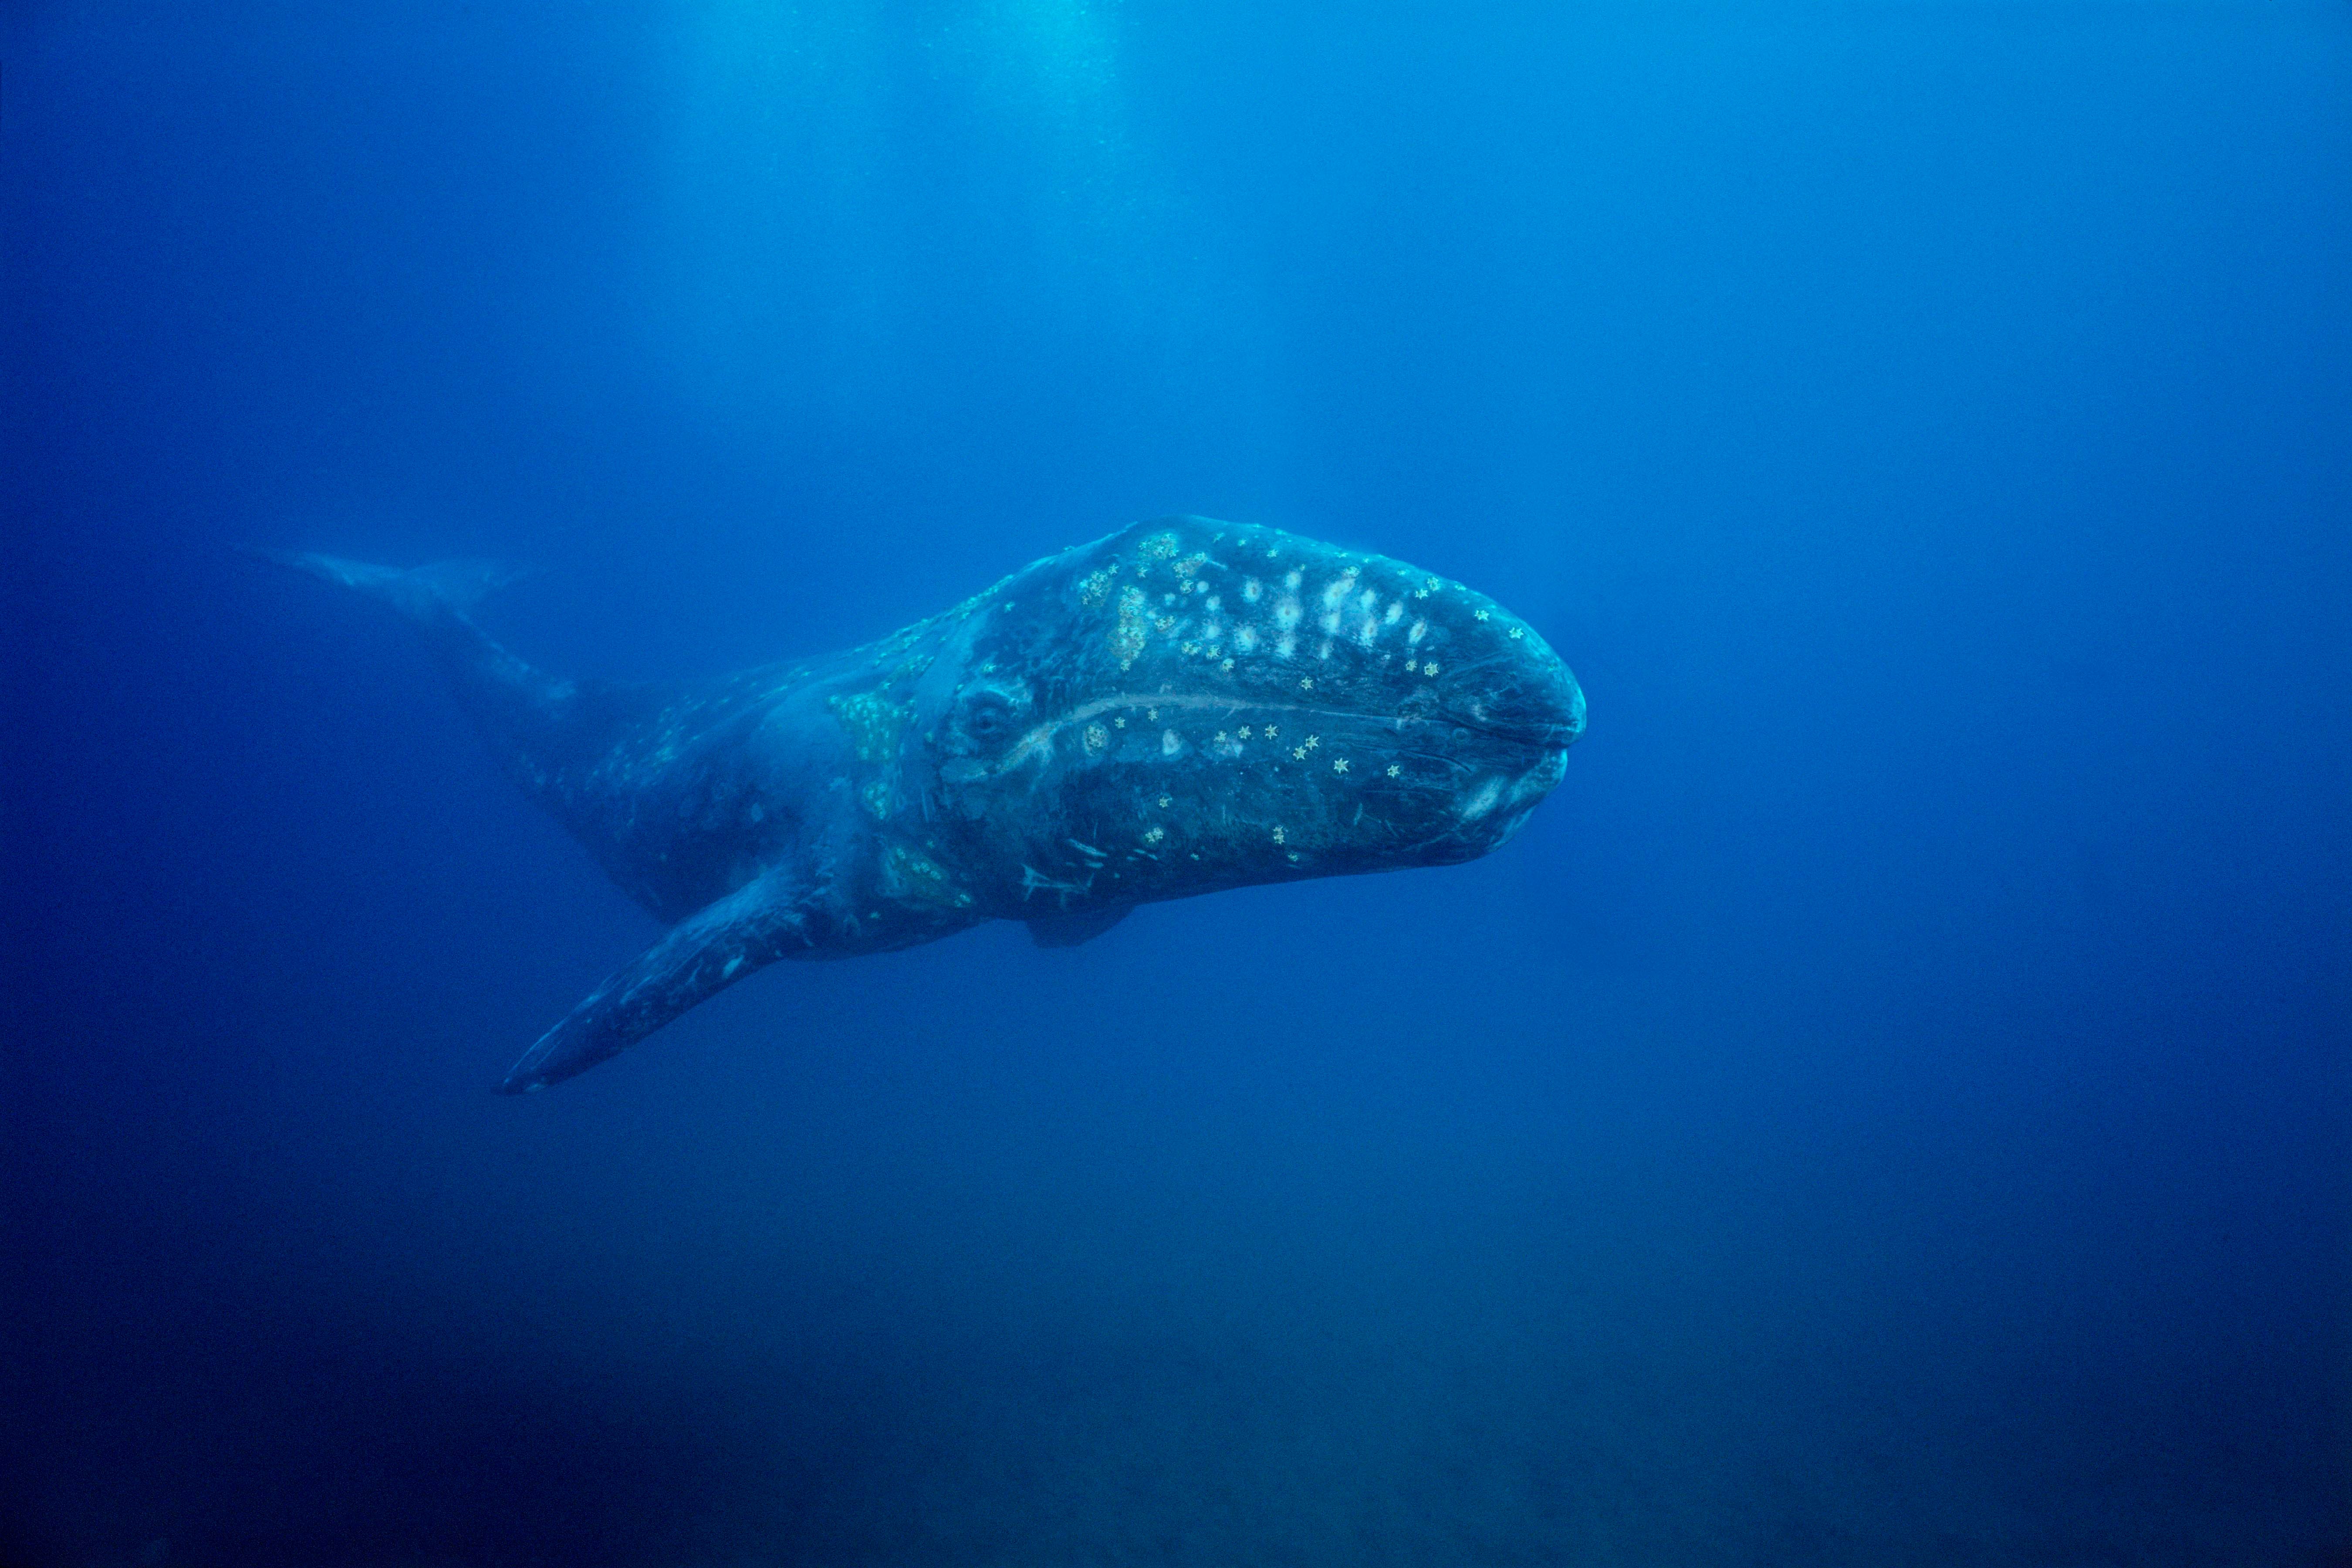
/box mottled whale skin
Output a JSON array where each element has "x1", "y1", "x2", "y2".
[{"x1": 263, "y1": 517, "x2": 1585, "y2": 1092}]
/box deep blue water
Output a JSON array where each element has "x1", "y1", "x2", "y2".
[{"x1": 7, "y1": 3, "x2": 2349, "y2": 1564}]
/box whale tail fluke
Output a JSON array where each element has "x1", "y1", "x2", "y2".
[
  {"x1": 242, "y1": 548, "x2": 535, "y2": 623},
  {"x1": 249, "y1": 545, "x2": 664, "y2": 891}
]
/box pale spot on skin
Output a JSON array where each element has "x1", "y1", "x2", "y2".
[
  {"x1": 1284, "y1": 569, "x2": 1303, "y2": 591},
  {"x1": 1276, "y1": 632, "x2": 1298, "y2": 659},
  {"x1": 1235, "y1": 625, "x2": 1260, "y2": 653},
  {"x1": 1409, "y1": 618, "x2": 1428, "y2": 645},
  {"x1": 1274, "y1": 596, "x2": 1302, "y2": 632},
  {"x1": 1160, "y1": 729, "x2": 1184, "y2": 756},
  {"x1": 1385, "y1": 602, "x2": 1404, "y2": 625},
  {"x1": 1242, "y1": 578, "x2": 1263, "y2": 602},
  {"x1": 1319, "y1": 611, "x2": 1342, "y2": 636},
  {"x1": 1205, "y1": 595, "x2": 1222, "y2": 613}
]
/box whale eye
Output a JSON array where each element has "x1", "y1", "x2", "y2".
[
  {"x1": 964, "y1": 695, "x2": 1010, "y2": 737},
  {"x1": 942, "y1": 680, "x2": 1033, "y2": 759}
]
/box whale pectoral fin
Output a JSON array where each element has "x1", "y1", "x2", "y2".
[
  {"x1": 1025, "y1": 905, "x2": 1133, "y2": 948},
  {"x1": 497, "y1": 869, "x2": 813, "y2": 1094}
]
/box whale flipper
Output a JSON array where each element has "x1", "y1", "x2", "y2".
[{"x1": 497, "y1": 866, "x2": 819, "y2": 1094}]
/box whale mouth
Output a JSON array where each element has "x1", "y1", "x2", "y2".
[{"x1": 1450, "y1": 717, "x2": 1583, "y2": 752}]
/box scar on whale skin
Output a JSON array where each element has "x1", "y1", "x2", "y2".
[{"x1": 251, "y1": 516, "x2": 1585, "y2": 1091}]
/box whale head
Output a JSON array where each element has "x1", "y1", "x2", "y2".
[{"x1": 911, "y1": 516, "x2": 1584, "y2": 919}]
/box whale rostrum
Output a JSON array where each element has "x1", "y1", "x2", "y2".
[{"x1": 258, "y1": 517, "x2": 1585, "y2": 1092}]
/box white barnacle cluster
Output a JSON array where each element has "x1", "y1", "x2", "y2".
[
  {"x1": 1110, "y1": 584, "x2": 1149, "y2": 669},
  {"x1": 1083, "y1": 723, "x2": 1110, "y2": 755}
]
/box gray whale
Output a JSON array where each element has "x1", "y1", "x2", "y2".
[{"x1": 262, "y1": 517, "x2": 1585, "y2": 1092}]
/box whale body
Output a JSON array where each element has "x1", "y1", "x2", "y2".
[{"x1": 262, "y1": 517, "x2": 1585, "y2": 1092}]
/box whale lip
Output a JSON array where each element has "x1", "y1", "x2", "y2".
[
  {"x1": 1454, "y1": 717, "x2": 1583, "y2": 751},
  {"x1": 1436, "y1": 663, "x2": 1586, "y2": 755}
]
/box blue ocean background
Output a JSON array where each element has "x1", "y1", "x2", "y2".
[{"x1": 7, "y1": 3, "x2": 2349, "y2": 1564}]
